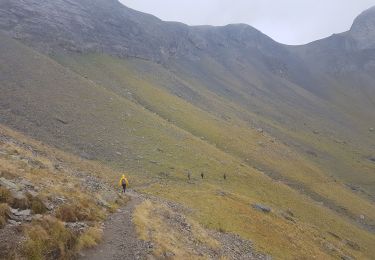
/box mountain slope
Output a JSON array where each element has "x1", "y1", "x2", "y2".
[{"x1": 0, "y1": 0, "x2": 374, "y2": 259}]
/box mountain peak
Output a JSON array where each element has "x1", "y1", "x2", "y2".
[{"x1": 349, "y1": 5, "x2": 375, "y2": 49}]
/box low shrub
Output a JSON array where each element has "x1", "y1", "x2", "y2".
[
  {"x1": 55, "y1": 201, "x2": 103, "y2": 223},
  {"x1": 23, "y1": 216, "x2": 77, "y2": 259},
  {"x1": 77, "y1": 227, "x2": 102, "y2": 250},
  {"x1": 28, "y1": 195, "x2": 48, "y2": 214}
]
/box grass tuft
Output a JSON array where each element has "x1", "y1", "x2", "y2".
[
  {"x1": 77, "y1": 227, "x2": 103, "y2": 250},
  {"x1": 0, "y1": 187, "x2": 13, "y2": 204},
  {"x1": 29, "y1": 196, "x2": 48, "y2": 215},
  {"x1": 0, "y1": 203, "x2": 10, "y2": 228},
  {"x1": 55, "y1": 201, "x2": 103, "y2": 223},
  {"x1": 23, "y1": 216, "x2": 77, "y2": 260}
]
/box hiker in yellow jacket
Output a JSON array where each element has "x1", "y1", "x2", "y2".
[{"x1": 119, "y1": 175, "x2": 129, "y2": 193}]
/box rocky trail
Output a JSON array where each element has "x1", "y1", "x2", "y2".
[
  {"x1": 79, "y1": 188, "x2": 271, "y2": 260},
  {"x1": 79, "y1": 191, "x2": 152, "y2": 260}
]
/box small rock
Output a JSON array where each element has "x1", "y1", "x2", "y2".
[
  {"x1": 55, "y1": 197, "x2": 67, "y2": 203},
  {"x1": 345, "y1": 239, "x2": 360, "y2": 251},
  {"x1": 44, "y1": 202, "x2": 54, "y2": 211},
  {"x1": 27, "y1": 190, "x2": 39, "y2": 198},
  {"x1": 54, "y1": 164, "x2": 63, "y2": 170},
  {"x1": 216, "y1": 191, "x2": 227, "y2": 196},
  {"x1": 8, "y1": 219, "x2": 21, "y2": 226},
  {"x1": 313, "y1": 130, "x2": 319, "y2": 134},
  {"x1": 306, "y1": 150, "x2": 318, "y2": 157},
  {"x1": 323, "y1": 242, "x2": 336, "y2": 252},
  {"x1": 97, "y1": 198, "x2": 110, "y2": 208},
  {"x1": 359, "y1": 215, "x2": 365, "y2": 220},
  {"x1": 0, "y1": 177, "x2": 18, "y2": 190},
  {"x1": 252, "y1": 204, "x2": 271, "y2": 213},
  {"x1": 164, "y1": 251, "x2": 175, "y2": 258},
  {"x1": 369, "y1": 128, "x2": 374, "y2": 132},
  {"x1": 327, "y1": 231, "x2": 340, "y2": 239},
  {"x1": 11, "y1": 208, "x2": 31, "y2": 217},
  {"x1": 341, "y1": 255, "x2": 354, "y2": 260},
  {"x1": 33, "y1": 214, "x2": 43, "y2": 220},
  {"x1": 286, "y1": 209, "x2": 294, "y2": 217},
  {"x1": 257, "y1": 128, "x2": 264, "y2": 134},
  {"x1": 65, "y1": 222, "x2": 88, "y2": 234},
  {"x1": 281, "y1": 212, "x2": 296, "y2": 223},
  {"x1": 20, "y1": 179, "x2": 34, "y2": 188}
]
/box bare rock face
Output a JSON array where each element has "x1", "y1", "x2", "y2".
[
  {"x1": 349, "y1": 6, "x2": 375, "y2": 50},
  {"x1": 0, "y1": 0, "x2": 278, "y2": 64}
]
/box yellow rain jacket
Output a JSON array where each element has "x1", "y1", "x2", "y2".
[{"x1": 119, "y1": 175, "x2": 129, "y2": 187}]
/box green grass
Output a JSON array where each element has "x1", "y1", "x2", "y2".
[
  {"x1": 0, "y1": 34, "x2": 374, "y2": 259},
  {"x1": 48, "y1": 52, "x2": 375, "y2": 259},
  {"x1": 54, "y1": 53, "x2": 375, "y2": 221}
]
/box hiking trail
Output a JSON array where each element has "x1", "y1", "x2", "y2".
[{"x1": 79, "y1": 190, "x2": 151, "y2": 260}]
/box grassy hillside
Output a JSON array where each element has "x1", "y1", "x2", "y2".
[
  {"x1": 0, "y1": 33, "x2": 374, "y2": 259},
  {"x1": 54, "y1": 53, "x2": 375, "y2": 218},
  {"x1": 0, "y1": 124, "x2": 129, "y2": 259}
]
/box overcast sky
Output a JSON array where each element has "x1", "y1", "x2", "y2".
[{"x1": 119, "y1": 0, "x2": 375, "y2": 45}]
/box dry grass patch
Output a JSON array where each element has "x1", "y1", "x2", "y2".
[
  {"x1": 0, "y1": 186, "x2": 13, "y2": 204},
  {"x1": 0, "y1": 125, "x2": 126, "y2": 258},
  {"x1": 0, "y1": 203, "x2": 10, "y2": 228},
  {"x1": 134, "y1": 200, "x2": 220, "y2": 259},
  {"x1": 55, "y1": 199, "x2": 105, "y2": 223},
  {"x1": 77, "y1": 227, "x2": 103, "y2": 250},
  {"x1": 23, "y1": 216, "x2": 77, "y2": 260}
]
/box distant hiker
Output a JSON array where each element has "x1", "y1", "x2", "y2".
[
  {"x1": 187, "y1": 172, "x2": 191, "y2": 180},
  {"x1": 201, "y1": 172, "x2": 204, "y2": 179},
  {"x1": 223, "y1": 173, "x2": 227, "y2": 180},
  {"x1": 119, "y1": 174, "x2": 129, "y2": 193}
]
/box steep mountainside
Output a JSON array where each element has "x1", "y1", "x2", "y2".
[{"x1": 0, "y1": 0, "x2": 374, "y2": 259}]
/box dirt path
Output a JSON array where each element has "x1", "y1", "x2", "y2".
[{"x1": 79, "y1": 191, "x2": 151, "y2": 260}]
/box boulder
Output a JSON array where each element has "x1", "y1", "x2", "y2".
[
  {"x1": 252, "y1": 204, "x2": 271, "y2": 213},
  {"x1": 13, "y1": 209, "x2": 30, "y2": 217},
  {"x1": 8, "y1": 208, "x2": 32, "y2": 222}
]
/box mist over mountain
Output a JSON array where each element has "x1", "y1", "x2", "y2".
[{"x1": 0, "y1": 0, "x2": 374, "y2": 259}]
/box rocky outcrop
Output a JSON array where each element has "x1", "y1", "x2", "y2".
[
  {"x1": 0, "y1": 0, "x2": 280, "y2": 64},
  {"x1": 349, "y1": 6, "x2": 375, "y2": 49},
  {"x1": 252, "y1": 203, "x2": 272, "y2": 213}
]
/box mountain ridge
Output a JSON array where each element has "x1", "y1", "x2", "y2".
[{"x1": 0, "y1": 1, "x2": 374, "y2": 259}]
